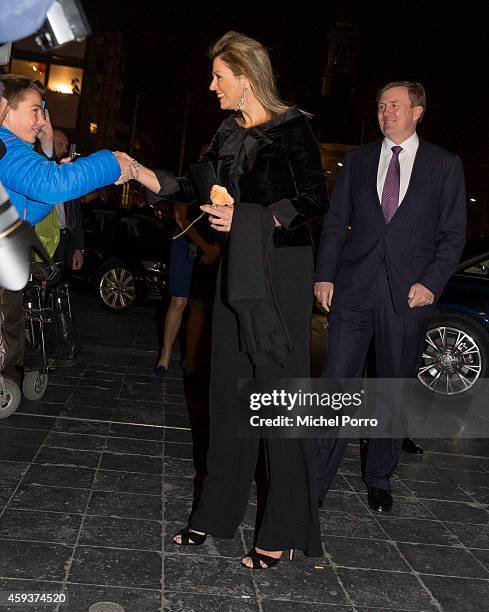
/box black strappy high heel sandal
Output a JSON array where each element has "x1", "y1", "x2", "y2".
[
  {"x1": 241, "y1": 547, "x2": 295, "y2": 569},
  {"x1": 173, "y1": 527, "x2": 207, "y2": 546}
]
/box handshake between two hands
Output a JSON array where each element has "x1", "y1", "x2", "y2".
[{"x1": 113, "y1": 151, "x2": 139, "y2": 185}]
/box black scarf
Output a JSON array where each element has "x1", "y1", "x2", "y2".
[{"x1": 226, "y1": 202, "x2": 290, "y2": 368}]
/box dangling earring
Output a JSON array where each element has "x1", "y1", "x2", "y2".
[{"x1": 238, "y1": 87, "x2": 247, "y2": 112}]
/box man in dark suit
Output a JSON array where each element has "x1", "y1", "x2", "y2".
[{"x1": 314, "y1": 81, "x2": 466, "y2": 512}]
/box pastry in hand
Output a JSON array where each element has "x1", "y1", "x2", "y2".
[{"x1": 210, "y1": 184, "x2": 234, "y2": 206}]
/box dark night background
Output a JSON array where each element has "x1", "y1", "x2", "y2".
[{"x1": 82, "y1": 0, "x2": 488, "y2": 207}]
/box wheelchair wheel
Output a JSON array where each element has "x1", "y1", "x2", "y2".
[
  {"x1": 22, "y1": 370, "x2": 48, "y2": 401},
  {"x1": 0, "y1": 378, "x2": 21, "y2": 419}
]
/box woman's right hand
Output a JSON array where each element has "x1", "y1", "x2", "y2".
[{"x1": 200, "y1": 204, "x2": 234, "y2": 232}]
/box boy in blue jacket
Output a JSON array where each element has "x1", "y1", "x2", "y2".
[
  {"x1": 0, "y1": 74, "x2": 133, "y2": 224},
  {"x1": 0, "y1": 74, "x2": 133, "y2": 382}
]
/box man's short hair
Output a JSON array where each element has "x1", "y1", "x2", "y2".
[
  {"x1": 0, "y1": 74, "x2": 46, "y2": 109},
  {"x1": 377, "y1": 81, "x2": 426, "y2": 122}
]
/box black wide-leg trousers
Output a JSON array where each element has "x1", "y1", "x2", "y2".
[
  {"x1": 315, "y1": 265, "x2": 429, "y2": 498},
  {"x1": 190, "y1": 246, "x2": 322, "y2": 556}
]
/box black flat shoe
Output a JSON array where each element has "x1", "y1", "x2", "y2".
[
  {"x1": 154, "y1": 365, "x2": 167, "y2": 380},
  {"x1": 402, "y1": 437, "x2": 424, "y2": 454},
  {"x1": 368, "y1": 487, "x2": 393, "y2": 512},
  {"x1": 173, "y1": 527, "x2": 207, "y2": 545},
  {"x1": 241, "y1": 547, "x2": 294, "y2": 569}
]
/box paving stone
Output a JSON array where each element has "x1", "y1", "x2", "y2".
[
  {"x1": 52, "y1": 419, "x2": 110, "y2": 436},
  {"x1": 93, "y1": 469, "x2": 161, "y2": 495},
  {"x1": 319, "y1": 511, "x2": 387, "y2": 540},
  {"x1": 319, "y1": 491, "x2": 369, "y2": 516},
  {"x1": 398, "y1": 542, "x2": 489, "y2": 578},
  {"x1": 376, "y1": 516, "x2": 461, "y2": 546},
  {"x1": 69, "y1": 546, "x2": 162, "y2": 589},
  {"x1": 10, "y1": 484, "x2": 89, "y2": 514},
  {"x1": 34, "y1": 446, "x2": 101, "y2": 469},
  {"x1": 23, "y1": 464, "x2": 96, "y2": 489},
  {"x1": 87, "y1": 490, "x2": 162, "y2": 520},
  {"x1": 43, "y1": 432, "x2": 106, "y2": 451},
  {"x1": 0, "y1": 579, "x2": 62, "y2": 612},
  {"x1": 164, "y1": 456, "x2": 196, "y2": 478},
  {"x1": 262, "y1": 603, "x2": 353, "y2": 612},
  {"x1": 323, "y1": 535, "x2": 410, "y2": 571},
  {"x1": 0, "y1": 509, "x2": 82, "y2": 544},
  {"x1": 105, "y1": 437, "x2": 163, "y2": 456},
  {"x1": 0, "y1": 540, "x2": 72, "y2": 581},
  {"x1": 337, "y1": 567, "x2": 437, "y2": 609},
  {"x1": 164, "y1": 592, "x2": 259, "y2": 611},
  {"x1": 252, "y1": 555, "x2": 346, "y2": 605},
  {"x1": 445, "y1": 522, "x2": 489, "y2": 548},
  {"x1": 164, "y1": 555, "x2": 255, "y2": 597},
  {"x1": 422, "y1": 499, "x2": 489, "y2": 524},
  {"x1": 99, "y1": 451, "x2": 162, "y2": 474},
  {"x1": 64, "y1": 584, "x2": 161, "y2": 612},
  {"x1": 164, "y1": 441, "x2": 194, "y2": 460},
  {"x1": 109, "y1": 422, "x2": 164, "y2": 440},
  {"x1": 421, "y1": 575, "x2": 489, "y2": 612},
  {"x1": 80, "y1": 515, "x2": 162, "y2": 550}
]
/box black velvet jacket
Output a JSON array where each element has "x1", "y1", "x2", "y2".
[{"x1": 155, "y1": 108, "x2": 329, "y2": 247}]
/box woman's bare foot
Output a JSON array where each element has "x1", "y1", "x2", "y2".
[
  {"x1": 173, "y1": 528, "x2": 206, "y2": 545},
  {"x1": 241, "y1": 547, "x2": 283, "y2": 568}
]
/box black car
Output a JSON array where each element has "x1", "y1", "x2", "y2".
[
  {"x1": 70, "y1": 202, "x2": 174, "y2": 312},
  {"x1": 418, "y1": 238, "x2": 489, "y2": 396}
]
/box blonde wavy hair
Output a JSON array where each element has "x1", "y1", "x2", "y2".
[{"x1": 209, "y1": 31, "x2": 293, "y2": 117}]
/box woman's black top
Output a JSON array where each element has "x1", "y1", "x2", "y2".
[{"x1": 155, "y1": 108, "x2": 329, "y2": 248}]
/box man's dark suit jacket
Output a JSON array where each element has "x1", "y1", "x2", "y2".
[{"x1": 315, "y1": 137, "x2": 467, "y2": 318}]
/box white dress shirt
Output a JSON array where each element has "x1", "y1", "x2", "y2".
[{"x1": 377, "y1": 132, "x2": 419, "y2": 205}]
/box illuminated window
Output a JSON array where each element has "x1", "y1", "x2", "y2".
[
  {"x1": 48, "y1": 64, "x2": 83, "y2": 95},
  {"x1": 10, "y1": 59, "x2": 47, "y2": 84}
]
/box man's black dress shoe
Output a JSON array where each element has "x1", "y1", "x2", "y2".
[
  {"x1": 368, "y1": 487, "x2": 393, "y2": 512},
  {"x1": 402, "y1": 437, "x2": 424, "y2": 455}
]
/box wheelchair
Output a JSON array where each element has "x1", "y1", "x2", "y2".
[{"x1": 0, "y1": 263, "x2": 78, "y2": 418}]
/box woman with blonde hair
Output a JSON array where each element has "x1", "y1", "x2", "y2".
[{"x1": 129, "y1": 31, "x2": 328, "y2": 569}]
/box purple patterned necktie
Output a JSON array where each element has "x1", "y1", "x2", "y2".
[{"x1": 381, "y1": 145, "x2": 403, "y2": 223}]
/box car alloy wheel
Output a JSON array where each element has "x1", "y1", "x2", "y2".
[
  {"x1": 98, "y1": 266, "x2": 136, "y2": 311},
  {"x1": 418, "y1": 321, "x2": 486, "y2": 395}
]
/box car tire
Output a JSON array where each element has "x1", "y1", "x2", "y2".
[
  {"x1": 95, "y1": 259, "x2": 137, "y2": 313},
  {"x1": 418, "y1": 315, "x2": 489, "y2": 396}
]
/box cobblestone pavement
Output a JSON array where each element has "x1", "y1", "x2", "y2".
[{"x1": 0, "y1": 292, "x2": 488, "y2": 611}]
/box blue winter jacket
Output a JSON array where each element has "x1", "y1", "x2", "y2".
[{"x1": 0, "y1": 126, "x2": 121, "y2": 225}]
